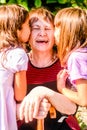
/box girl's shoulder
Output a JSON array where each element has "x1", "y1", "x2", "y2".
[
  {"x1": 10, "y1": 47, "x2": 26, "y2": 53},
  {"x1": 69, "y1": 48, "x2": 87, "y2": 60},
  {"x1": 8, "y1": 47, "x2": 28, "y2": 59},
  {"x1": 7, "y1": 47, "x2": 28, "y2": 72}
]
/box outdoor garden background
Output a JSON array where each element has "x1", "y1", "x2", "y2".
[
  {"x1": 0, "y1": 0, "x2": 87, "y2": 129},
  {"x1": 0, "y1": 0, "x2": 87, "y2": 13}
]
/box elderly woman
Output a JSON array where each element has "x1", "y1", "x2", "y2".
[{"x1": 18, "y1": 7, "x2": 77, "y2": 130}]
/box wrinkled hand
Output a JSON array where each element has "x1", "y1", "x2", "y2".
[
  {"x1": 57, "y1": 69, "x2": 69, "y2": 93},
  {"x1": 17, "y1": 87, "x2": 51, "y2": 123},
  {"x1": 35, "y1": 98, "x2": 51, "y2": 119}
]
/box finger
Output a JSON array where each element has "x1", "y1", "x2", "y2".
[
  {"x1": 57, "y1": 70, "x2": 64, "y2": 78},
  {"x1": 57, "y1": 69, "x2": 68, "y2": 79},
  {"x1": 42, "y1": 98, "x2": 48, "y2": 103},
  {"x1": 24, "y1": 100, "x2": 30, "y2": 123},
  {"x1": 40, "y1": 102, "x2": 51, "y2": 111},
  {"x1": 19, "y1": 98, "x2": 26, "y2": 120},
  {"x1": 33, "y1": 97, "x2": 41, "y2": 118},
  {"x1": 29, "y1": 100, "x2": 34, "y2": 121},
  {"x1": 62, "y1": 69, "x2": 69, "y2": 80},
  {"x1": 36, "y1": 102, "x2": 50, "y2": 119},
  {"x1": 36, "y1": 111, "x2": 48, "y2": 119}
]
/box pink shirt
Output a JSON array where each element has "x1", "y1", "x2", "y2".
[{"x1": 67, "y1": 48, "x2": 87, "y2": 87}]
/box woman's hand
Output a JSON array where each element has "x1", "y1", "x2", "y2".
[
  {"x1": 35, "y1": 98, "x2": 51, "y2": 119},
  {"x1": 57, "y1": 69, "x2": 69, "y2": 93},
  {"x1": 17, "y1": 87, "x2": 51, "y2": 123}
]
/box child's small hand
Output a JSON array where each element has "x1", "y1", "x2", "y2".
[{"x1": 57, "y1": 69, "x2": 69, "y2": 93}]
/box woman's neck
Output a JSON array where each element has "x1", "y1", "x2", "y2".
[{"x1": 29, "y1": 50, "x2": 57, "y2": 68}]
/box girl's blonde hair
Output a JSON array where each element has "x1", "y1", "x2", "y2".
[
  {"x1": 54, "y1": 7, "x2": 87, "y2": 66},
  {"x1": 0, "y1": 4, "x2": 29, "y2": 51}
]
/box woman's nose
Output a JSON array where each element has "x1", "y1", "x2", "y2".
[{"x1": 39, "y1": 28, "x2": 47, "y2": 36}]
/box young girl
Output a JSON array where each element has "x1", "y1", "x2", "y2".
[
  {"x1": 54, "y1": 7, "x2": 87, "y2": 128},
  {"x1": 0, "y1": 4, "x2": 30, "y2": 130}
]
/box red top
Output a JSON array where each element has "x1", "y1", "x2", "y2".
[
  {"x1": 18, "y1": 59, "x2": 64, "y2": 130},
  {"x1": 26, "y1": 59, "x2": 62, "y2": 93}
]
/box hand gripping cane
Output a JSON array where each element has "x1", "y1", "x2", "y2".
[{"x1": 37, "y1": 106, "x2": 56, "y2": 130}]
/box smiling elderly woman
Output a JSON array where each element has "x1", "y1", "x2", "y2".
[{"x1": 18, "y1": 7, "x2": 77, "y2": 130}]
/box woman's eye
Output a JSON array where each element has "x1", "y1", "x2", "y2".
[
  {"x1": 45, "y1": 28, "x2": 52, "y2": 31},
  {"x1": 31, "y1": 26, "x2": 52, "y2": 31},
  {"x1": 32, "y1": 27, "x2": 40, "y2": 30}
]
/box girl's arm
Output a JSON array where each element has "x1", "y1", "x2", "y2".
[
  {"x1": 60, "y1": 79, "x2": 87, "y2": 106},
  {"x1": 14, "y1": 70, "x2": 27, "y2": 101},
  {"x1": 57, "y1": 69, "x2": 87, "y2": 106}
]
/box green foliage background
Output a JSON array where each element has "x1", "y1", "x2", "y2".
[{"x1": 0, "y1": 0, "x2": 87, "y2": 13}]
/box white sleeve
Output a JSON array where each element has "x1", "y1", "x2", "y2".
[{"x1": 6, "y1": 48, "x2": 28, "y2": 73}]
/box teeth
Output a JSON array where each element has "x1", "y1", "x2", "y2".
[
  {"x1": 37, "y1": 40, "x2": 48, "y2": 42},
  {"x1": 36, "y1": 40, "x2": 48, "y2": 42}
]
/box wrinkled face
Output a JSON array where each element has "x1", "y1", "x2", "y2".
[
  {"x1": 29, "y1": 18, "x2": 54, "y2": 52},
  {"x1": 54, "y1": 26, "x2": 60, "y2": 45},
  {"x1": 17, "y1": 16, "x2": 30, "y2": 43}
]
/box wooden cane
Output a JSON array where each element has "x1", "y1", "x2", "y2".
[
  {"x1": 49, "y1": 106, "x2": 56, "y2": 119},
  {"x1": 37, "y1": 106, "x2": 56, "y2": 130},
  {"x1": 37, "y1": 119, "x2": 44, "y2": 130}
]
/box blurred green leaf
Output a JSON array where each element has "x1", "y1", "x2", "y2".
[
  {"x1": 34, "y1": 0, "x2": 42, "y2": 7},
  {"x1": 7, "y1": 0, "x2": 17, "y2": 4},
  {"x1": 16, "y1": 0, "x2": 29, "y2": 10},
  {"x1": 46, "y1": 0, "x2": 57, "y2": 3},
  {"x1": 57, "y1": 0, "x2": 67, "y2": 4},
  {"x1": 72, "y1": 3, "x2": 78, "y2": 7},
  {"x1": 0, "y1": 0, "x2": 6, "y2": 3},
  {"x1": 19, "y1": 2, "x2": 29, "y2": 10},
  {"x1": 76, "y1": 0, "x2": 83, "y2": 3}
]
